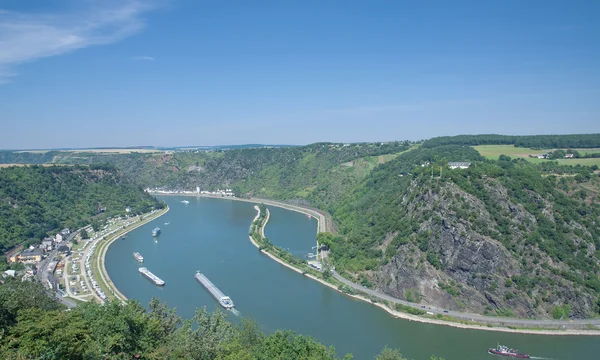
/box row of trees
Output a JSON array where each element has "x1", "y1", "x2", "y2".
[{"x1": 422, "y1": 134, "x2": 600, "y2": 149}]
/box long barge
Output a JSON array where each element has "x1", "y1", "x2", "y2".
[
  {"x1": 194, "y1": 272, "x2": 234, "y2": 308},
  {"x1": 139, "y1": 267, "x2": 165, "y2": 286}
]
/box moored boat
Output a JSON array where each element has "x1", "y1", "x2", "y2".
[
  {"x1": 133, "y1": 252, "x2": 144, "y2": 262},
  {"x1": 488, "y1": 344, "x2": 529, "y2": 358},
  {"x1": 152, "y1": 227, "x2": 161, "y2": 236}
]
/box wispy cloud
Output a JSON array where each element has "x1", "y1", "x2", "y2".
[
  {"x1": 0, "y1": 1, "x2": 160, "y2": 84},
  {"x1": 131, "y1": 56, "x2": 155, "y2": 61}
]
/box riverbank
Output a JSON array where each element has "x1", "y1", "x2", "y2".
[
  {"x1": 151, "y1": 193, "x2": 600, "y2": 336},
  {"x1": 95, "y1": 206, "x2": 170, "y2": 302},
  {"x1": 249, "y1": 206, "x2": 302, "y2": 275},
  {"x1": 152, "y1": 193, "x2": 329, "y2": 233},
  {"x1": 247, "y1": 206, "x2": 600, "y2": 335}
]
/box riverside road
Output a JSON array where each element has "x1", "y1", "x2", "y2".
[{"x1": 331, "y1": 269, "x2": 600, "y2": 328}]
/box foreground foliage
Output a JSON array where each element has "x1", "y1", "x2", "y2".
[{"x1": 0, "y1": 280, "x2": 442, "y2": 359}]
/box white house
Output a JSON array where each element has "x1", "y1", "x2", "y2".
[
  {"x1": 54, "y1": 233, "x2": 63, "y2": 243},
  {"x1": 448, "y1": 162, "x2": 472, "y2": 169}
]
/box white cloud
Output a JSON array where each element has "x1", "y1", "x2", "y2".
[
  {"x1": 0, "y1": 1, "x2": 159, "y2": 83},
  {"x1": 131, "y1": 56, "x2": 155, "y2": 61}
]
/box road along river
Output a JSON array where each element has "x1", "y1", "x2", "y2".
[{"x1": 105, "y1": 196, "x2": 600, "y2": 360}]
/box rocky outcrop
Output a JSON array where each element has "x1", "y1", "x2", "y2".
[{"x1": 368, "y1": 179, "x2": 599, "y2": 319}]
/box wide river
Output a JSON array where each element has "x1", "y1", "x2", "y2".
[{"x1": 105, "y1": 196, "x2": 599, "y2": 359}]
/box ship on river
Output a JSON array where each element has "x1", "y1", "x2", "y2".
[
  {"x1": 152, "y1": 227, "x2": 161, "y2": 236},
  {"x1": 139, "y1": 267, "x2": 165, "y2": 286},
  {"x1": 194, "y1": 272, "x2": 234, "y2": 309},
  {"x1": 133, "y1": 252, "x2": 144, "y2": 262},
  {"x1": 488, "y1": 344, "x2": 529, "y2": 358}
]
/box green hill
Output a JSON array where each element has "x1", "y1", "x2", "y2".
[
  {"x1": 322, "y1": 146, "x2": 600, "y2": 318},
  {"x1": 0, "y1": 164, "x2": 163, "y2": 255}
]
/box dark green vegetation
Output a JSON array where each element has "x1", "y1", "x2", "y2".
[
  {"x1": 0, "y1": 165, "x2": 163, "y2": 255},
  {"x1": 0, "y1": 279, "x2": 442, "y2": 360},
  {"x1": 422, "y1": 134, "x2": 600, "y2": 149}
]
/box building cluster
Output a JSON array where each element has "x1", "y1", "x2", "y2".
[
  {"x1": 2, "y1": 267, "x2": 35, "y2": 282},
  {"x1": 536, "y1": 153, "x2": 574, "y2": 159},
  {"x1": 145, "y1": 187, "x2": 235, "y2": 197},
  {"x1": 448, "y1": 162, "x2": 472, "y2": 169},
  {"x1": 8, "y1": 228, "x2": 71, "y2": 264}
]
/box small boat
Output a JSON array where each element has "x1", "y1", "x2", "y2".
[
  {"x1": 133, "y1": 252, "x2": 144, "y2": 262},
  {"x1": 152, "y1": 227, "x2": 161, "y2": 237},
  {"x1": 488, "y1": 344, "x2": 529, "y2": 358},
  {"x1": 164, "y1": 222, "x2": 170, "y2": 225},
  {"x1": 181, "y1": 200, "x2": 190, "y2": 204}
]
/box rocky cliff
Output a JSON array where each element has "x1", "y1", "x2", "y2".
[{"x1": 328, "y1": 152, "x2": 600, "y2": 319}]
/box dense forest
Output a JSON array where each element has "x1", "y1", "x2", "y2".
[
  {"x1": 421, "y1": 134, "x2": 600, "y2": 149},
  {"x1": 0, "y1": 279, "x2": 442, "y2": 360},
  {"x1": 0, "y1": 165, "x2": 163, "y2": 255}
]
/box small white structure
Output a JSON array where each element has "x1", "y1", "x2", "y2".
[
  {"x1": 565, "y1": 154, "x2": 574, "y2": 159},
  {"x1": 448, "y1": 162, "x2": 471, "y2": 169},
  {"x1": 54, "y1": 233, "x2": 63, "y2": 243},
  {"x1": 3, "y1": 270, "x2": 16, "y2": 278}
]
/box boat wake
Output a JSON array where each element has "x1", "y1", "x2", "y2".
[{"x1": 228, "y1": 308, "x2": 241, "y2": 316}]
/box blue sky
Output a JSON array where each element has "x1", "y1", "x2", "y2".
[{"x1": 1, "y1": 0, "x2": 598, "y2": 149}]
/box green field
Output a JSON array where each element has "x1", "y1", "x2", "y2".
[
  {"x1": 473, "y1": 145, "x2": 600, "y2": 167},
  {"x1": 473, "y1": 145, "x2": 549, "y2": 159}
]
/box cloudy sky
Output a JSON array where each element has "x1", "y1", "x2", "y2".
[{"x1": 1, "y1": 0, "x2": 599, "y2": 149}]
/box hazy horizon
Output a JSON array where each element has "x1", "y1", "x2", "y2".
[{"x1": 2, "y1": 1, "x2": 599, "y2": 149}]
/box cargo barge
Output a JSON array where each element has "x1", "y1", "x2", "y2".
[
  {"x1": 139, "y1": 267, "x2": 165, "y2": 286},
  {"x1": 194, "y1": 272, "x2": 234, "y2": 308}
]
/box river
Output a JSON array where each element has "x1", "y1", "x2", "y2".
[{"x1": 105, "y1": 196, "x2": 599, "y2": 360}]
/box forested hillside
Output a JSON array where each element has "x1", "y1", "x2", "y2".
[
  {"x1": 321, "y1": 146, "x2": 600, "y2": 318},
  {"x1": 0, "y1": 165, "x2": 162, "y2": 254},
  {"x1": 422, "y1": 134, "x2": 600, "y2": 149},
  {"x1": 1, "y1": 142, "x2": 411, "y2": 199},
  {"x1": 0, "y1": 279, "x2": 439, "y2": 360}
]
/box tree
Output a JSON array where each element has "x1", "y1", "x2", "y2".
[
  {"x1": 376, "y1": 347, "x2": 406, "y2": 360},
  {"x1": 80, "y1": 229, "x2": 89, "y2": 240}
]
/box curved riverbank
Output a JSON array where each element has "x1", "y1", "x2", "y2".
[
  {"x1": 150, "y1": 193, "x2": 600, "y2": 336},
  {"x1": 247, "y1": 205, "x2": 600, "y2": 335},
  {"x1": 96, "y1": 207, "x2": 170, "y2": 302}
]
